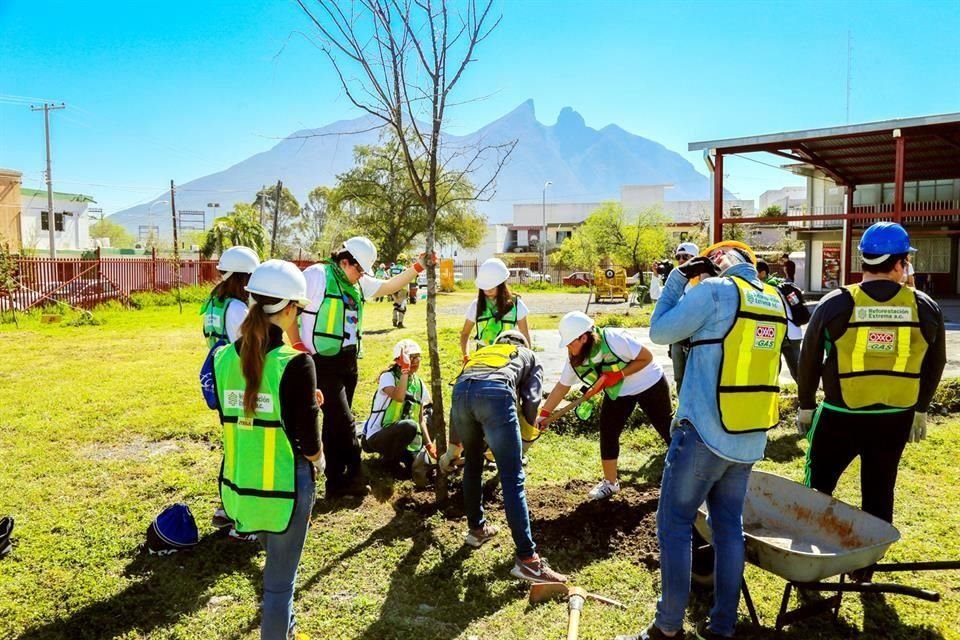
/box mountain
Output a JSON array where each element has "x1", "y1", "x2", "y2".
[{"x1": 111, "y1": 99, "x2": 716, "y2": 237}]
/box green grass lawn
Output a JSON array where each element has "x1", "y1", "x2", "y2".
[{"x1": 0, "y1": 295, "x2": 957, "y2": 639}]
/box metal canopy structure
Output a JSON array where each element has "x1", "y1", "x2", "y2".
[{"x1": 689, "y1": 112, "x2": 960, "y2": 283}]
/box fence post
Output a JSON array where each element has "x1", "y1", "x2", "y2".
[
  {"x1": 151, "y1": 247, "x2": 157, "y2": 291},
  {"x1": 95, "y1": 246, "x2": 101, "y2": 279}
]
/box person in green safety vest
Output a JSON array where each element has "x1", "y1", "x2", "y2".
[
  {"x1": 211, "y1": 259, "x2": 321, "y2": 640},
  {"x1": 798, "y1": 223, "x2": 945, "y2": 583},
  {"x1": 360, "y1": 339, "x2": 435, "y2": 478},
  {"x1": 460, "y1": 257, "x2": 531, "y2": 362},
  {"x1": 374, "y1": 263, "x2": 388, "y2": 301},
  {"x1": 298, "y1": 237, "x2": 434, "y2": 499},
  {"x1": 537, "y1": 311, "x2": 673, "y2": 504},
  {"x1": 200, "y1": 245, "x2": 260, "y2": 349},
  {"x1": 201, "y1": 245, "x2": 260, "y2": 537}
]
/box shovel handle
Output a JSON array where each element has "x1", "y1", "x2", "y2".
[
  {"x1": 541, "y1": 393, "x2": 594, "y2": 428},
  {"x1": 567, "y1": 594, "x2": 584, "y2": 640}
]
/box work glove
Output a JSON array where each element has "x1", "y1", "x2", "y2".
[
  {"x1": 315, "y1": 389, "x2": 325, "y2": 407},
  {"x1": 535, "y1": 408, "x2": 552, "y2": 431},
  {"x1": 462, "y1": 354, "x2": 471, "y2": 364},
  {"x1": 397, "y1": 349, "x2": 412, "y2": 375},
  {"x1": 291, "y1": 341, "x2": 309, "y2": 353},
  {"x1": 588, "y1": 370, "x2": 625, "y2": 398},
  {"x1": 413, "y1": 252, "x2": 438, "y2": 274},
  {"x1": 425, "y1": 443, "x2": 438, "y2": 462},
  {"x1": 797, "y1": 409, "x2": 814, "y2": 436},
  {"x1": 677, "y1": 256, "x2": 720, "y2": 280},
  {"x1": 438, "y1": 445, "x2": 463, "y2": 474},
  {"x1": 909, "y1": 412, "x2": 927, "y2": 443}
]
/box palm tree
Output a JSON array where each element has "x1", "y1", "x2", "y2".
[{"x1": 201, "y1": 204, "x2": 267, "y2": 258}]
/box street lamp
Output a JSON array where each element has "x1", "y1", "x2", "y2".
[{"x1": 541, "y1": 180, "x2": 552, "y2": 282}]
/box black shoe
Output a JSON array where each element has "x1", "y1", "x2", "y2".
[
  {"x1": 693, "y1": 621, "x2": 732, "y2": 639},
  {"x1": 615, "y1": 623, "x2": 685, "y2": 640}
]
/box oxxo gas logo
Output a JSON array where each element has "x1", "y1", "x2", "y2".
[
  {"x1": 866, "y1": 330, "x2": 897, "y2": 353},
  {"x1": 754, "y1": 324, "x2": 777, "y2": 350}
]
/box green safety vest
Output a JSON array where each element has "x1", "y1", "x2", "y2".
[
  {"x1": 474, "y1": 296, "x2": 520, "y2": 347},
  {"x1": 214, "y1": 344, "x2": 299, "y2": 534},
  {"x1": 367, "y1": 369, "x2": 425, "y2": 453},
  {"x1": 572, "y1": 329, "x2": 628, "y2": 400},
  {"x1": 389, "y1": 265, "x2": 404, "y2": 277},
  {"x1": 834, "y1": 283, "x2": 927, "y2": 409},
  {"x1": 308, "y1": 264, "x2": 364, "y2": 356},
  {"x1": 201, "y1": 296, "x2": 240, "y2": 349},
  {"x1": 695, "y1": 276, "x2": 787, "y2": 433}
]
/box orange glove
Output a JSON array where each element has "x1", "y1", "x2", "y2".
[
  {"x1": 425, "y1": 443, "x2": 438, "y2": 460},
  {"x1": 462, "y1": 354, "x2": 470, "y2": 364},
  {"x1": 291, "y1": 341, "x2": 309, "y2": 353},
  {"x1": 413, "y1": 252, "x2": 439, "y2": 273},
  {"x1": 588, "y1": 370, "x2": 624, "y2": 397},
  {"x1": 397, "y1": 349, "x2": 412, "y2": 374},
  {"x1": 314, "y1": 389, "x2": 325, "y2": 406},
  {"x1": 535, "y1": 408, "x2": 552, "y2": 431}
]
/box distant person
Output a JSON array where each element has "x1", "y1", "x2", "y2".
[
  {"x1": 460, "y1": 258, "x2": 531, "y2": 362},
  {"x1": 901, "y1": 254, "x2": 916, "y2": 288},
  {"x1": 757, "y1": 259, "x2": 809, "y2": 383},
  {"x1": 781, "y1": 252, "x2": 796, "y2": 282}
]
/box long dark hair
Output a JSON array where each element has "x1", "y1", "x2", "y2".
[
  {"x1": 211, "y1": 272, "x2": 251, "y2": 303},
  {"x1": 237, "y1": 292, "x2": 282, "y2": 415},
  {"x1": 570, "y1": 331, "x2": 596, "y2": 369},
  {"x1": 475, "y1": 282, "x2": 514, "y2": 322}
]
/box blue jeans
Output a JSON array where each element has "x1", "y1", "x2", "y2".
[
  {"x1": 655, "y1": 421, "x2": 752, "y2": 637},
  {"x1": 260, "y1": 457, "x2": 317, "y2": 640},
  {"x1": 452, "y1": 378, "x2": 535, "y2": 559}
]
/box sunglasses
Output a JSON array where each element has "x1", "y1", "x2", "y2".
[{"x1": 675, "y1": 253, "x2": 692, "y2": 261}]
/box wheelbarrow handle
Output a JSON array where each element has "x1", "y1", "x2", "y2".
[
  {"x1": 794, "y1": 581, "x2": 940, "y2": 602},
  {"x1": 873, "y1": 560, "x2": 960, "y2": 573}
]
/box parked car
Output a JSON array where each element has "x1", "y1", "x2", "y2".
[
  {"x1": 562, "y1": 271, "x2": 593, "y2": 287},
  {"x1": 507, "y1": 267, "x2": 551, "y2": 284}
]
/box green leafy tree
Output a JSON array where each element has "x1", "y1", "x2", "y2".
[
  {"x1": 253, "y1": 186, "x2": 301, "y2": 258},
  {"x1": 90, "y1": 218, "x2": 135, "y2": 248},
  {"x1": 330, "y1": 136, "x2": 487, "y2": 264},
  {"x1": 763, "y1": 204, "x2": 784, "y2": 217},
  {"x1": 0, "y1": 241, "x2": 19, "y2": 325},
  {"x1": 554, "y1": 202, "x2": 670, "y2": 274},
  {"x1": 201, "y1": 204, "x2": 268, "y2": 258}
]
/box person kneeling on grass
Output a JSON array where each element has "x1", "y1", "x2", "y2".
[
  {"x1": 443, "y1": 330, "x2": 567, "y2": 583},
  {"x1": 537, "y1": 312, "x2": 673, "y2": 502},
  {"x1": 360, "y1": 339, "x2": 435, "y2": 478}
]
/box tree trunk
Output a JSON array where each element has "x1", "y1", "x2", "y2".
[{"x1": 425, "y1": 198, "x2": 449, "y2": 503}]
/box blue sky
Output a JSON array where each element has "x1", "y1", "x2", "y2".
[{"x1": 1, "y1": 0, "x2": 958, "y2": 215}]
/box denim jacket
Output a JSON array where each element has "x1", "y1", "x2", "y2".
[{"x1": 649, "y1": 262, "x2": 769, "y2": 463}]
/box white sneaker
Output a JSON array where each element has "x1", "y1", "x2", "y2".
[{"x1": 587, "y1": 479, "x2": 620, "y2": 501}]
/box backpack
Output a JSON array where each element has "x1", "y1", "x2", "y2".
[
  {"x1": 145, "y1": 504, "x2": 200, "y2": 556},
  {"x1": 200, "y1": 339, "x2": 227, "y2": 410},
  {"x1": 777, "y1": 282, "x2": 810, "y2": 325}
]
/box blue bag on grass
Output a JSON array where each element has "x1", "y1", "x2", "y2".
[{"x1": 145, "y1": 503, "x2": 200, "y2": 556}]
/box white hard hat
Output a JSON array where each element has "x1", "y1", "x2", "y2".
[
  {"x1": 245, "y1": 260, "x2": 310, "y2": 313},
  {"x1": 496, "y1": 329, "x2": 529, "y2": 348},
  {"x1": 476, "y1": 258, "x2": 509, "y2": 290},
  {"x1": 217, "y1": 246, "x2": 260, "y2": 277},
  {"x1": 675, "y1": 242, "x2": 699, "y2": 257},
  {"x1": 392, "y1": 339, "x2": 422, "y2": 360},
  {"x1": 558, "y1": 311, "x2": 594, "y2": 347},
  {"x1": 340, "y1": 236, "x2": 377, "y2": 274}
]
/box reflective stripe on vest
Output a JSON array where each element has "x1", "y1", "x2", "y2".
[
  {"x1": 834, "y1": 283, "x2": 927, "y2": 409},
  {"x1": 572, "y1": 329, "x2": 627, "y2": 400},
  {"x1": 713, "y1": 276, "x2": 787, "y2": 433},
  {"x1": 201, "y1": 296, "x2": 232, "y2": 349},
  {"x1": 474, "y1": 296, "x2": 519, "y2": 347},
  {"x1": 213, "y1": 344, "x2": 299, "y2": 534},
  {"x1": 367, "y1": 370, "x2": 425, "y2": 453},
  {"x1": 310, "y1": 265, "x2": 364, "y2": 356}
]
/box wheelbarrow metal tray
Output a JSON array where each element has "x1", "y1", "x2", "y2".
[{"x1": 695, "y1": 470, "x2": 901, "y2": 583}]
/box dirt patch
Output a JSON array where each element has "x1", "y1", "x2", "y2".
[
  {"x1": 81, "y1": 436, "x2": 189, "y2": 462},
  {"x1": 394, "y1": 479, "x2": 661, "y2": 568}
]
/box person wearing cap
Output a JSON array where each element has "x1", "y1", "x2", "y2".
[
  {"x1": 201, "y1": 246, "x2": 260, "y2": 349},
  {"x1": 667, "y1": 241, "x2": 699, "y2": 393},
  {"x1": 537, "y1": 311, "x2": 673, "y2": 503},
  {"x1": 360, "y1": 339, "x2": 434, "y2": 478},
  {"x1": 211, "y1": 259, "x2": 321, "y2": 640},
  {"x1": 621, "y1": 242, "x2": 787, "y2": 640},
  {"x1": 460, "y1": 258, "x2": 531, "y2": 362},
  {"x1": 798, "y1": 223, "x2": 945, "y2": 536},
  {"x1": 756, "y1": 260, "x2": 805, "y2": 383},
  {"x1": 446, "y1": 329, "x2": 568, "y2": 584},
  {"x1": 299, "y1": 237, "x2": 431, "y2": 498}
]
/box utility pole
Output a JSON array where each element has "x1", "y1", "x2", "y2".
[
  {"x1": 170, "y1": 180, "x2": 182, "y2": 313},
  {"x1": 30, "y1": 102, "x2": 66, "y2": 258},
  {"x1": 270, "y1": 180, "x2": 282, "y2": 258},
  {"x1": 258, "y1": 184, "x2": 266, "y2": 226}
]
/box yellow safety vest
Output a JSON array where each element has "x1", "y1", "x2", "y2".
[
  {"x1": 834, "y1": 283, "x2": 927, "y2": 409},
  {"x1": 697, "y1": 276, "x2": 787, "y2": 433}
]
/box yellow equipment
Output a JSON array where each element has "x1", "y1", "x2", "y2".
[{"x1": 592, "y1": 266, "x2": 629, "y2": 302}]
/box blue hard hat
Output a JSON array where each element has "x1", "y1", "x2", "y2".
[{"x1": 859, "y1": 222, "x2": 915, "y2": 256}]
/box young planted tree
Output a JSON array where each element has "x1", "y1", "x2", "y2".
[{"x1": 297, "y1": 0, "x2": 513, "y2": 500}]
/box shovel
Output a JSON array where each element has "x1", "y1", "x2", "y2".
[
  {"x1": 538, "y1": 389, "x2": 598, "y2": 429},
  {"x1": 529, "y1": 582, "x2": 625, "y2": 640}
]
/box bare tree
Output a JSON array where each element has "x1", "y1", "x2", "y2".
[{"x1": 296, "y1": 0, "x2": 514, "y2": 500}]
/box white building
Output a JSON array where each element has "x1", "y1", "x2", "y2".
[
  {"x1": 759, "y1": 186, "x2": 807, "y2": 213},
  {"x1": 19, "y1": 187, "x2": 96, "y2": 252}
]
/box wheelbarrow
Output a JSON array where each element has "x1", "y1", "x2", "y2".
[{"x1": 695, "y1": 470, "x2": 960, "y2": 632}]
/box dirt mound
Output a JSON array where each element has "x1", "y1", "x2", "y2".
[{"x1": 394, "y1": 479, "x2": 660, "y2": 567}]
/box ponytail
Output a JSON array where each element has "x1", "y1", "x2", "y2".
[{"x1": 238, "y1": 293, "x2": 278, "y2": 415}]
